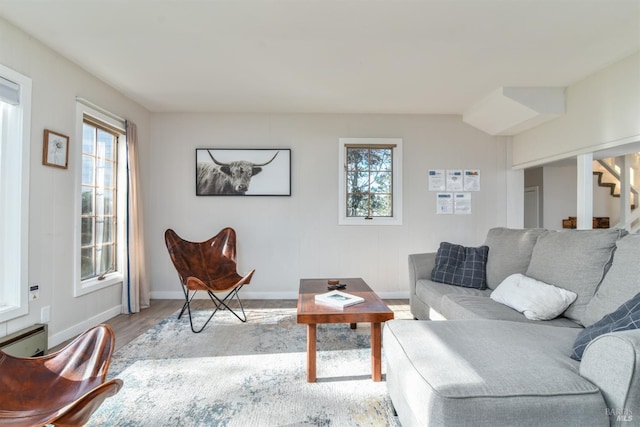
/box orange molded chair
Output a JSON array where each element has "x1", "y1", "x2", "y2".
[
  {"x1": 164, "y1": 228, "x2": 255, "y2": 333},
  {"x1": 0, "y1": 324, "x2": 123, "y2": 427}
]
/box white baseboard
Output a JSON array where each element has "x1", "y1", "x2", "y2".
[
  {"x1": 377, "y1": 291, "x2": 410, "y2": 299},
  {"x1": 150, "y1": 291, "x2": 409, "y2": 300},
  {"x1": 48, "y1": 305, "x2": 122, "y2": 349}
]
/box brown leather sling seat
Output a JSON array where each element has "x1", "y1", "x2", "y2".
[{"x1": 0, "y1": 324, "x2": 122, "y2": 426}]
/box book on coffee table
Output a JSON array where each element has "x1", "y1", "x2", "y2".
[{"x1": 314, "y1": 290, "x2": 365, "y2": 308}]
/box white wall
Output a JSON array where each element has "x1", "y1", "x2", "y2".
[
  {"x1": 542, "y1": 165, "x2": 576, "y2": 229},
  {"x1": 0, "y1": 14, "x2": 519, "y2": 344},
  {"x1": 0, "y1": 17, "x2": 151, "y2": 346},
  {"x1": 513, "y1": 53, "x2": 640, "y2": 168},
  {"x1": 149, "y1": 113, "x2": 512, "y2": 299}
]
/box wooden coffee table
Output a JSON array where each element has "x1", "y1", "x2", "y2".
[{"x1": 296, "y1": 278, "x2": 394, "y2": 382}]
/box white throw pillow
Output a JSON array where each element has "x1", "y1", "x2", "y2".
[{"x1": 490, "y1": 273, "x2": 578, "y2": 321}]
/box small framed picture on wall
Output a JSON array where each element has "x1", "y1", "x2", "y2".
[{"x1": 43, "y1": 129, "x2": 69, "y2": 169}]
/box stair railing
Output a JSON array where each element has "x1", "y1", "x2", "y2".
[
  {"x1": 596, "y1": 159, "x2": 639, "y2": 199},
  {"x1": 614, "y1": 206, "x2": 640, "y2": 233}
]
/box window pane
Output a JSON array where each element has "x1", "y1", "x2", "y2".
[
  {"x1": 82, "y1": 124, "x2": 95, "y2": 155},
  {"x1": 102, "y1": 218, "x2": 115, "y2": 243},
  {"x1": 370, "y1": 194, "x2": 392, "y2": 217},
  {"x1": 347, "y1": 194, "x2": 369, "y2": 217},
  {"x1": 82, "y1": 155, "x2": 94, "y2": 185},
  {"x1": 81, "y1": 186, "x2": 94, "y2": 215},
  {"x1": 95, "y1": 190, "x2": 104, "y2": 217},
  {"x1": 95, "y1": 218, "x2": 105, "y2": 245},
  {"x1": 93, "y1": 217, "x2": 114, "y2": 244},
  {"x1": 370, "y1": 171, "x2": 392, "y2": 193},
  {"x1": 97, "y1": 130, "x2": 115, "y2": 161},
  {"x1": 347, "y1": 172, "x2": 369, "y2": 193},
  {"x1": 346, "y1": 172, "x2": 357, "y2": 191},
  {"x1": 81, "y1": 218, "x2": 93, "y2": 245},
  {"x1": 96, "y1": 157, "x2": 106, "y2": 186},
  {"x1": 102, "y1": 161, "x2": 115, "y2": 187},
  {"x1": 98, "y1": 244, "x2": 114, "y2": 273},
  {"x1": 81, "y1": 247, "x2": 95, "y2": 280},
  {"x1": 102, "y1": 189, "x2": 114, "y2": 215},
  {"x1": 347, "y1": 148, "x2": 369, "y2": 171},
  {"x1": 370, "y1": 148, "x2": 392, "y2": 170}
]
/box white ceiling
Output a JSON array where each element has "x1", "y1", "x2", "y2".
[{"x1": 0, "y1": 0, "x2": 638, "y2": 115}]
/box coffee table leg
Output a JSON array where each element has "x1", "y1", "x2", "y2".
[
  {"x1": 307, "y1": 324, "x2": 317, "y2": 382},
  {"x1": 371, "y1": 322, "x2": 382, "y2": 381}
]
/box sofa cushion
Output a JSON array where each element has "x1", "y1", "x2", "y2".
[
  {"x1": 439, "y1": 294, "x2": 583, "y2": 328},
  {"x1": 484, "y1": 227, "x2": 546, "y2": 289},
  {"x1": 583, "y1": 234, "x2": 640, "y2": 326},
  {"x1": 415, "y1": 279, "x2": 491, "y2": 315},
  {"x1": 525, "y1": 228, "x2": 624, "y2": 325},
  {"x1": 490, "y1": 273, "x2": 577, "y2": 321},
  {"x1": 571, "y1": 292, "x2": 640, "y2": 361},
  {"x1": 431, "y1": 242, "x2": 489, "y2": 289},
  {"x1": 384, "y1": 320, "x2": 608, "y2": 427}
]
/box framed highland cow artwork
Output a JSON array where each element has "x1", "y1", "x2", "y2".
[{"x1": 195, "y1": 148, "x2": 291, "y2": 196}]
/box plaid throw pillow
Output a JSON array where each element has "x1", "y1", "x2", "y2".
[
  {"x1": 571, "y1": 292, "x2": 640, "y2": 361},
  {"x1": 431, "y1": 242, "x2": 489, "y2": 289}
]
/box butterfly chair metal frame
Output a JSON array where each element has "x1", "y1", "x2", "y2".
[
  {"x1": 0, "y1": 324, "x2": 123, "y2": 427},
  {"x1": 165, "y1": 228, "x2": 255, "y2": 333}
]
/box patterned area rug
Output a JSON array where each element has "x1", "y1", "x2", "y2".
[{"x1": 88, "y1": 304, "x2": 411, "y2": 426}]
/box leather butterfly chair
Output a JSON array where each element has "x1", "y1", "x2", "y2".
[
  {"x1": 165, "y1": 228, "x2": 255, "y2": 333},
  {"x1": 0, "y1": 324, "x2": 123, "y2": 427}
]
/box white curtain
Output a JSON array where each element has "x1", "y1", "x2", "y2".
[{"x1": 122, "y1": 120, "x2": 150, "y2": 313}]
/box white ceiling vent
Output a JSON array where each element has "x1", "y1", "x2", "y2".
[{"x1": 463, "y1": 87, "x2": 566, "y2": 136}]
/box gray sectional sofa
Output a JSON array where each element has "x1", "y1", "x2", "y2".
[{"x1": 384, "y1": 227, "x2": 640, "y2": 426}]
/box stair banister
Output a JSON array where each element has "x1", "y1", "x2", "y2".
[{"x1": 596, "y1": 159, "x2": 639, "y2": 199}]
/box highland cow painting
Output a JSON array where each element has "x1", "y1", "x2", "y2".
[{"x1": 195, "y1": 149, "x2": 291, "y2": 196}]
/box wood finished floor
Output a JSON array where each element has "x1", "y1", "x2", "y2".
[{"x1": 52, "y1": 298, "x2": 409, "y2": 353}]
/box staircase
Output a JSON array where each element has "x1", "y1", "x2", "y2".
[
  {"x1": 593, "y1": 157, "x2": 640, "y2": 232},
  {"x1": 593, "y1": 170, "x2": 637, "y2": 209}
]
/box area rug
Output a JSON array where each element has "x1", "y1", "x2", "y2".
[{"x1": 88, "y1": 304, "x2": 411, "y2": 426}]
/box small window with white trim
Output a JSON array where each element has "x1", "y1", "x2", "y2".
[{"x1": 338, "y1": 138, "x2": 403, "y2": 225}]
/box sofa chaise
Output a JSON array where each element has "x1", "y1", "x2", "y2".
[{"x1": 384, "y1": 227, "x2": 640, "y2": 426}]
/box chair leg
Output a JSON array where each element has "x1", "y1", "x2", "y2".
[
  {"x1": 208, "y1": 286, "x2": 247, "y2": 323},
  {"x1": 178, "y1": 289, "x2": 220, "y2": 333},
  {"x1": 178, "y1": 288, "x2": 197, "y2": 320},
  {"x1": 179, "y1": 287, "x2": 247, "y2": 333},
  {"x1": 188, "y1": 294, "x2": 220, "y2": 334}
]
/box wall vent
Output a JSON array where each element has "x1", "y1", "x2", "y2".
[{"x1": 0, "y1": 324, "x2": 48, "y2": 357}]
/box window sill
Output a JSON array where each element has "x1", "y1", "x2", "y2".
[
  {"x1": 0, "y1": 303, "x2": 28, "y2": 323},
  {"x1": 75, "y1": 273, "x2": 123, "y2": 297},
  {"x1": 339, "y1": 216, "x2": 403, "y2": 226}
]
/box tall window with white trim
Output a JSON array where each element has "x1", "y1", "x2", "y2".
[
  {"x1": 81, "y1": 119, "x2": 118, "y2": 280},
  {"x1": 0, "y1": 65, "x2": 31, "y2": 322},
  {"x1": 74, "y1": 101, "x2": 125, "y2": 297}
]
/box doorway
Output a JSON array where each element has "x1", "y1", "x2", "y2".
[{"x1": 524, "y1": 186, "x2": 540, "y2": 228}]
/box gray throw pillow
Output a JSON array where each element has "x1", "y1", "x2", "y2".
[
  {"x1": 484, "y1": 227, "x2": 546, "y2": 289},
  {"x1": 431, "y1": 242, "x2": 489, "y2": 289},
  {"x1": 571, "y1": 292, "x2": 640, "y2": 361}
]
